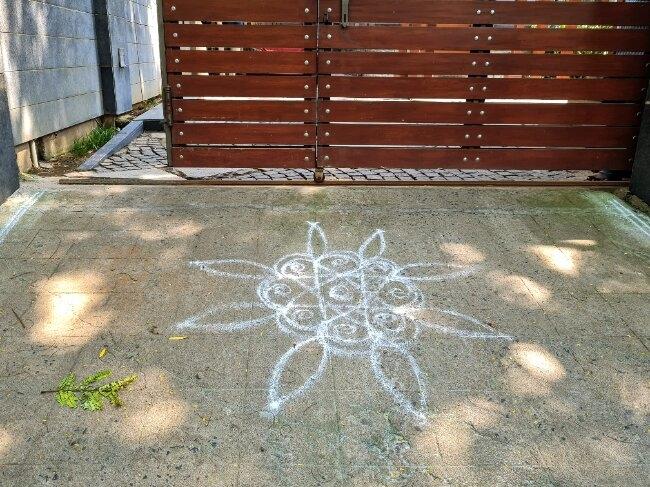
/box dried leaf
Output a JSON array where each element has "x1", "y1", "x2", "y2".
[
  {"x1": 169, "y1": 336, "x2": 188, "y2": 341},
  {"x1": 98, "y1": 347, "x2": 108, "y2": 359}
]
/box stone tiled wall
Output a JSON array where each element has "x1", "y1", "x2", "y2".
[
  {"x1": 0, "y1": 0, "x2": 161, "y2": 147},
  {"x1": 117, "y1": 0, "x2": 161, "y2": 105}
]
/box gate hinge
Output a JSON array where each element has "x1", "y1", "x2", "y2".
[
  {"x1": 163, "y1": 85, "x2": 173, "y2": 126},
  {"x1": 341, "y1": 0, "x2": 349, "y2": 27}
]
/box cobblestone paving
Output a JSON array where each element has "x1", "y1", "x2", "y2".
[
  {"x1": 93, "y1": 132, "x2": 593, "y2": 182},
  {"x1": 98, "y1": 132, "x2": 167, "y2": 171},
  {"x1": 195, "y1": 167, "x2": 592, "y2": 182}
]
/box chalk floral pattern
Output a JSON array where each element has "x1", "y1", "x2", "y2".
[{"x1": 176, "y1": 222, "x2": 512, "y2": 422}]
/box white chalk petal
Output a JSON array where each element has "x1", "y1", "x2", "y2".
[
  {"x1": 359, "y1": 230, "x2": 386, "y2": 260},
  {"x1": 266, "y1": 337, "x2": 327, "y2": 416},
  {"x1": 415, "y1": 308, "x2": 513, "y2": 340},
  {"x1": 190, "y1": 259, "x2": 273, "y2": 280},
  {"x1": 176, "y1": 303, "x2": 274, "y2": 332},
  {"x1": 372, "y1": 346, "x2": 427, "y2": 423},
  {"x1": 396, "y1": 262, "x2": 476, "y2": 282},
  {"x1": 306, "y1": 222, "x2": 328, "y2": 257}
]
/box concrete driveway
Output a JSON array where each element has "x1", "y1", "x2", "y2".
[{"x1": 0, "y1": 182, "x2": 648, "y2": 486}]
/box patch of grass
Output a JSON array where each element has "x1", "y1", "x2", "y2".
[{"x1": 71, "y1": 125, "x2": 118, "y2": 157}]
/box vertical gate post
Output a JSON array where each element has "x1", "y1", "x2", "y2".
[
  {"x1": 631, "y1": 81, "x2": 650, "y2": 204},
  {"x1": 157, "y1": 0, "x2": 172, "y2": 167}
]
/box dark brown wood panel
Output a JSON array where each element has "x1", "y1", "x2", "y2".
[
  {"x1": 163, "y1": 0, "x2": 317, "y2": 22},
  {"x1": 318, "y1": 101, "x2": 642, "y2": 126},
  {"x1": 320, "y1": 25, "x2": 650, "y2": 52},
  {"x1": 169, "y1": 75, "x2": 317, "y2": 98},
  {"x1": 174, "y1": 100, "x2": 317, "y2": 122},
  {"x1": 319, "y1": 0, "x2": 650, "y2": 26},
  {"x1": 165, "y1": 24, "x2": 318, "y2": 49},
  {"x1": 167, "y1": 51, "x2": 317, "y2": 75},
  {"x1": 318, "y1": 125, "x2": 636, "y2": 148},
  {"x1": 318, "y1": 76, "x2": 647, "y2": 102},
  {"x1": 172, "y1": 147, "x2": 316, "y2": 168},
  {"x1": 172, "y1": 123, "x2": 317, "y2": 145},
  {"x1": 318, "y1": 147, "x2": 633, "y2": 171},
  {"x1": 320, "y1": 52, "x2": 649, "y2": 78}
]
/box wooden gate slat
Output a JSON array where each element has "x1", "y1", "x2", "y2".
[
  {"x1": 163, "y1": 0, "x2": 318, "y2": 22},
  {"x1": 318, "y1": 147, "x2": 633, "y2": 171},
  {"x1": 169, "y1": 75, "x2": 317, "y2": 98},
  {"x1": 318, "y1": 125, "x2": 636, "y2": 148},
  {"x1": 320, "y1": 25, "x2": 650, "y2": 52},
  {"x1": 167, "y1": 51, "x2": 317, "y2": 75},
  {"x1": 319, "y1": 0, "x2": 650, "y2": 26},
  {"x1": 172, "y1": 148, "x2": 316, "y2": 168},
  {"x1": 173, "y1": 123, "x2": 317, "y2": 145},
  {"x1": 320, "y1": 52, "x2": 649, "y2": 78},
  {"x1": 165, "y1": 25, "x2": 318, "y2": 49},
  {"x1": 174, "y1": 100, "x2": 317, "y2": 122},
  {"x1": 318, "y1": 76, "x2": 647, "y2": 102},
  {"x1": 318, "y1": 101, "x2": 642, "y2": 126}
]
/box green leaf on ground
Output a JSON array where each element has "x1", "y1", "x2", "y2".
[
  {"x1": 51, "y1": 370, "x2": 137, "y2": 412},
  {"x1": 80, "y1": 370, "x2": 112, "y2": 387},
  {"x1": 81, "y1": 391, "x2": 104, "y2": 411},
  {"x1": 56, "y1": 390, "x2": 79, "y2": 408}
]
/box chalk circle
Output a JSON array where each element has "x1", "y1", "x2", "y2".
[{"x1": 323, "y1": 311, "x2": 373, "y2": 356}]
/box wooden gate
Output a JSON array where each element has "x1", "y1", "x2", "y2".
[
  {"x1": 162, "y1": 1, "x2": 319, "y2": 169},
  {"x1": 161, "y1": 0, "x2": 650, "y2": 181}
]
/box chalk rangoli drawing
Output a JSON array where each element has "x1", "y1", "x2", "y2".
[{"x1": 176, "y1": 222, "x2": 512, "y2": 423}]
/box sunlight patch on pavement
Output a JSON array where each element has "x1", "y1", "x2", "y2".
[
  {"x1": 530, "y1": 245, "x2": 579, "y2": 276},
  {"x1": 439, "y1": 243, "x2": 486, "y2": 265},
  {"x1": 509, "y1": 343, "x2": 566, "y2": 382}
]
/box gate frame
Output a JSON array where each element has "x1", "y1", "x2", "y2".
[{"x1": 157, "y1": 0, "x2": 173, "y2": 172}]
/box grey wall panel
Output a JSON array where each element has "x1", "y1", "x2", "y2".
[
  {"x1": 0, "y1": 0, "x2": 95, "y2": 38},
  {"x1": 137, "y1": 43, "x2": 156, "y2": 63},
  {"x1": 138, "y1": 61, "x2": 159, "y2": 82},
  {"x1": 4, "y1": 66, "x2": 102, "y2": 110},
  {"x1": 9, "y1": 91, "x2": 103, "y2": 144},
  {"x1": 125, "y1": 0, "x2": 161, "y2": 106},
  {"x1": 36, "y1": 1, "x2": 94, "y2": 14},
  {"x1": 1, "y1": 34, "x2": 99, "y2": 72},
  {"x1": 132, "y1": 74, "x2": 161, "y2": 104},
  {"x1": 141, "y1": 77, "x2": 160, "y2": 100},
  {"x1": 131, "y1": 81, "x2": 143, "y2": 104}
]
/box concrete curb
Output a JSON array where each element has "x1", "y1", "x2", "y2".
[
  {"x1": 76, "y1": 120, "x2": 144, "y2": 171},
  {"x1": 135, "y1": 104, "x2": 164, "y2": 131},
  {"x1": 59, "y1": 177, "x2": 629, "y2": 188}
]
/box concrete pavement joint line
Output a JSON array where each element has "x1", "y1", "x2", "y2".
[
  {"x1": 64, "y1": 203, "x2": 626, "y2": 217},
  {"x1": 0, "y1": 191, "x2": 45, "y2": 245},
  {"x1": 175, "y1": 222, "x2": 512, "y2": 423}
]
